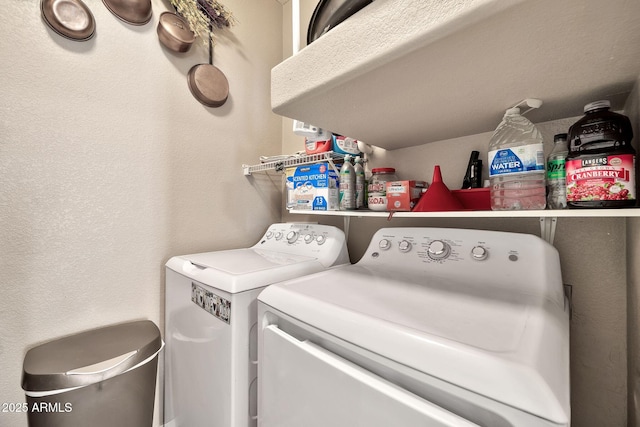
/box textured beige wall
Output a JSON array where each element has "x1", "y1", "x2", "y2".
[
  {"x1": 629, "y1": 217, "x2": 640, "y2": 427},
  {"x1": 280, "y1": 0, "x2": 317, "y2": 156},
  {"x1": 0, "y1": 1, "x2": 283, "y2": 425},
  {"x1": 626, "y1": 76, "x2": 640, "y2": 427}
]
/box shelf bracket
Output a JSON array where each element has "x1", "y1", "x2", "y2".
[
  {"x1": 539, "y1": 217, "x2": 558, "y2": 245},
  {"x1": 343, "y1": 217, "x2": 350, "y2": 238}
]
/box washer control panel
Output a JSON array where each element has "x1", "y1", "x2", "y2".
[{"x1": 255, "y1": 223, "x2": 350, "y2": 266}]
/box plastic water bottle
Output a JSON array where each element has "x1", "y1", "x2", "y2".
[
  {"x1": 546, "y1": 133, "x2": 568, "y2": 209},
  {"x1": 354, "y1": 156, "x2": 365, "y2": 209},
  {"x1": 488, "y1": 107, "x2": 546, "y2": 210},
  {"x1": 339, "y1": 155, "x2": 356, "y2": 210}
]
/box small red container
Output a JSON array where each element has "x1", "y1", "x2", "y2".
[
  {"x1": 305, "y1": 137, "x2": 333, "y2": 155},
  {"x1": 451, "y1": 188, "x2": 491, "y2": 211}
]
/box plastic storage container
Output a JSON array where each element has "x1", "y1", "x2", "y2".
[
  {"x1": 566, "y1": 100, "x2": 636, "y2": 208},
  {"x1": 367, "y1": 168, "x2": 398, "y2": 211},
  {"x1": 22, "y1": 320, "x2": 163, "y2": 427},
  {"x1": 304, "y1": 136, "x2": 333, "y2": 155},
  {"x1": 547, "y1": 133, "x2": 569, "y2": 209},
  {"x1": 333, "y1": 135, "x2": 361, "y2": 156},
  {"x1": 488, "y1": 107, "x2": 546, "y2": 210}
]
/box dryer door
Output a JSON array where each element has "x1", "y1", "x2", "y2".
[{"x1": 259, "y1": 325, "x2": 480, "y2": 427}]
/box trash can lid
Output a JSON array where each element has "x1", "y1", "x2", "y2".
[{"x1": 22, "y1": 320, "x2": 162, "y2": 393}]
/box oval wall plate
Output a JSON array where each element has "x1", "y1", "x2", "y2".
[
  {"x1": 102, "y1": 0, "x2": 152, "y2": 26},
  {"x1": 41, "y1": 0, "x2": 96, "y2": 41}
]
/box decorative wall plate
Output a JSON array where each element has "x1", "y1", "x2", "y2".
[{"x1": 41, "y1": 0, "x2": 96, "y2": 41}]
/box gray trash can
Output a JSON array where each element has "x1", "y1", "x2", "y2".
[{"x1": 22, "y1": 320, "x2": 163, "y2": 427}]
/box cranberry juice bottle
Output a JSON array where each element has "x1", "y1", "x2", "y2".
[{"x1": 566, "y1": 100, "x2": 636, "y2": 208}]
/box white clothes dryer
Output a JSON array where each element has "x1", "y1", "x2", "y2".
[
  {"x1": 164, "y1": 223, "x2": 349, "y2": 427},
  {"x1": 258, "y1": 227, "x2": 570, "y2": 427}
]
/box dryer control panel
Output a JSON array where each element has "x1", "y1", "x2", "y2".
[{"x1": 360, "y1": 227, "x2": 564, "y2": 307}]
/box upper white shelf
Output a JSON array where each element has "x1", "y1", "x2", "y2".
[
  {"x1": 272, "y1": 0, "x2": 640, "y2": 150},
  {"x1": 288, "y1": 208, "x2": 640, "y2": 219}
]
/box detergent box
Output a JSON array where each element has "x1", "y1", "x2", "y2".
[
  {"x1": 286, "y1": 162, "x2": 339, "y2": 211},
  {"x1": 333, "y1": 135, "x2": 362, "y2": 156}
]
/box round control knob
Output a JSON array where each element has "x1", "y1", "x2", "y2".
[
  {"x1": 286, "y1": 231, "x2": 298, "y2": 244},
  {"x1": 316, "y1": 235, "x2": 326, "y2": 245},
  {"x1": 265, "y1": 231, "x2": 274, "y2": 239},
  {"x1": 275, "y1": 232, "x2": 283, "y2": 240},
  {"x1": 427, "y1": 240, "x2": 451, "y2": 260},
  {"x1": 471, "y1": 245, "x2": 488, "y2": 261},
  {"x1": 304, "y1": 234, "x2": 314, "y2": 244},
  {"x1": 379, "y1": 239, "x2": 391, "y2": 250},
  {"x1": 398, "y1": 240, "x2": 412, "y2": 253}
]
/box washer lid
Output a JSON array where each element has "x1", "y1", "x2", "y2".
[
  {"x1": 258, "y1": 265, "x2": 570, "y2": 425},
  {"x1": 186, "y1": 249, "x2": 314, "y2": 273},
  {"x1": 166, "y1": 249, "x2": 324, "y2": 293}
]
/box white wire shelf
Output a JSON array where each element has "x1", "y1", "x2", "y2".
[{"x1": 242, "y1": 151, "x2": 346, "y2": 176}]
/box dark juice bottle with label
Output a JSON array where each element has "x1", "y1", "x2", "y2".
[{"x1": 566, "y1": 100, "x2": 636, "y2": 208}]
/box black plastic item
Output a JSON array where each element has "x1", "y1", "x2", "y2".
[
  {"x1": 307, "y1": 0, "x2": 374, "y2": 44},
  {"x1": 22, "y1": 320, "x2": 162, "y2": 427},
  {"x1": 471, "y1": 159, "x2": 483, "y2": 188},
  {"x1": 461, "y1": 151, "x2": 479, "y2": 189}
]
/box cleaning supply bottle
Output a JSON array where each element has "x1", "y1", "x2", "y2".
[
  {"x1": 546, "y1": 133, "x2": 569, "y2": 209},
  {"x1": 339, "y1": 155, "x2": 356, "y2": 210},
  {"x1": 354, "y1": 156, "x2": 365, "y2": 209},
  {"x1": 363, "y1": 155, "x2": 372, "y2": 208},
  {"x1": 488, "y1": 107, "x2": 546, "y2": 210}
]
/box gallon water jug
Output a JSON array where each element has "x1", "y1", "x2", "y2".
[{"x1": 488, "y1": 107, "x2": 546, "y2": 210}]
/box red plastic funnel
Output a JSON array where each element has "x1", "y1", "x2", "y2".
[{"x1": 413, "y1": 165, "x2": 464, "y2": 212}]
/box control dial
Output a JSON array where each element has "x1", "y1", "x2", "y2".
[
  {"x1": 275, "y1": 232, "x2": 283, "y2": 240},
  {"x1": 427, "y1": 240, "x2": 451, "y2": 260},
  {"x1": 398, "y1": 240, "x2": 412, "y2": 253},
  {"x1": 471, "y1": 245, "x2": 488, "y2": 261},
  {"x1": 286, "y1": 231, "x2": 299, "y2": 244},
  {"x1": 316, "y1": 235, "x2": 326, "y2": 245},
  {"x1": 304, "y1": 234, "x2": 314, "y2": 244},
  {"x1": 379, "y1": 239, "x2": 391, "y2": 251}
]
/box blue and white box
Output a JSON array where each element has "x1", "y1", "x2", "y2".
[{"x1": 286, "y1": 162, "x2": 339, "y2": 211}]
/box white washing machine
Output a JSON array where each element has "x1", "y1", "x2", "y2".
[
  {"x1": 164, "y1": 223, "x2": 349, "y2": 427},
  {"x1": 258, "y1": 227, "x2": 570, "y2": 427}
]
